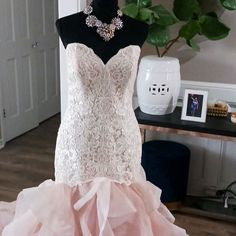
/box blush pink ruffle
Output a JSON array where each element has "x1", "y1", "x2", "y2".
[{"x1": 0, "y1": 178, "x2": 188, "y2": 236}]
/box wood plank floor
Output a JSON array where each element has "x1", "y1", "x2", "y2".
[{"x1": 0, "y1": 114, "x2": 236, "y2": 236}]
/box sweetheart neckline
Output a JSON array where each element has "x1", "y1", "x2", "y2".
[{"x1": 65, "y1": 42, "x2": 141, "y2": 67}]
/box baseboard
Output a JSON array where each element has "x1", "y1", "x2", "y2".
[
  {"x1": 165, "y1": 201, "x2": 182, "y2": 211},
  {"x1": 0, "y1": 138, "x2": 5, "y2": 149},
  {"x1": 177, "y1": 194, "x2": 236, "y2": 222}
]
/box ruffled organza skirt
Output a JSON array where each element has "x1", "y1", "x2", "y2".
[{"x1": 0, "y1": 177, "x2": 188, "y2": 235}]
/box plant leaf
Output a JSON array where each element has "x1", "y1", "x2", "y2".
[
  {"x1": 179, "y1": 20, "x2": 201, "y2": 40},
  {"x1": 138, "y1": 8, "x2": 154, "y2": 23},
  {"x1": 199, "y1": 15, "x2": 230, "y2": 39},
  {"x1": 173, "y1": 0, "x2": 201, "y2": 21},
  {"x1": 138, "y1": 0, "x2": 152, "y2": 8},
  {"x1": 150, "y1": 5, "x2": 178, "y2": 26},
  {"x1": 188, "y1": 39, "x2": 200, "y2": 51},
  {"x1": 220, "y1": 0, "x2": 236, "y2": 10},
  {"x1": 125, "y1": 0, "x2": 137, "y2": 4},
  {"x1": 199, "y1": 15, "x2": 230, "y2": 40},
  {"x1": 121, "y1": 3, "x2": 139, "y2": 18},
  {"x1": 146, "y1": 24, "x2": 170, "y2": 47}
]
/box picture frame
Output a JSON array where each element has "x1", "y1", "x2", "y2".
[{"x1": 181, "y1": 89, "x2": 208, "y2": 123}]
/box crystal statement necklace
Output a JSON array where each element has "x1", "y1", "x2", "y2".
[{"x1": 83, "y1": 5, "x2": 123, "y2": 42}]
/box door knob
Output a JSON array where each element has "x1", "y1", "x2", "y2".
[{"x1": 32, "y1": 41, "x2": 39, "y2": 48}]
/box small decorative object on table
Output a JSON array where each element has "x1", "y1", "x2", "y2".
[
  {"x1": 231, "y1": 112, "x2": 236, "y2": 123},
  {"x1": 207, "y1": 101, "x2": 228, "y2": 117},
  {"x1": 181, "y1": 89, "x2": 208, "y2": 123},
  {"x1": 137, "y1": 56, "x2": 180, "y2": 115}
]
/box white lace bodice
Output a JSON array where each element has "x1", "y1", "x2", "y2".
[{"x1": 54, "y1": 43, "x2": 143, "y2": 186}]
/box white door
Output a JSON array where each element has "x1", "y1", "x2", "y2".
[
  {"x1": 29, "y1": 0, "x2": 60, "y2": 122},
  {"x1": 0, "y1": 0, "x2": 60, "y2": 141}
]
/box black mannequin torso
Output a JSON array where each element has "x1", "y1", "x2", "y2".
[{"x1": 55, "y1": 0, "x2": 149, "y2": 64}]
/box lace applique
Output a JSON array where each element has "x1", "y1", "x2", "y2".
[{"x1": 54, "y1": 43, "x2": 143, "y2": 186}]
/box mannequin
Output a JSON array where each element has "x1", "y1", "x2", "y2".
[{"x1": 55, "y1": 0, "x2": 149, "y2": 64}]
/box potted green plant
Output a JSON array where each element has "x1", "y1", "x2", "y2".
[
  {"x1": 122, "y1": 0, "x2": 236, "y2": 115},
  {"x1": 122, "y1": 0, "x2": 236, "y2": 56}
]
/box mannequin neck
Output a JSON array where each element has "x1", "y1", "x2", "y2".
[{"x1": 91, "y1": 0, "x2": 119, "y2": 22}]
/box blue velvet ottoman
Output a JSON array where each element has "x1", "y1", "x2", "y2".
[{"x1": 141, "y1": 140, "x2": 190, "y2": 204}]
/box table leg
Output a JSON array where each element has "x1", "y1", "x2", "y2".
[{"x1": 140, "y1": 128, "x2": 146, "y2": 143}]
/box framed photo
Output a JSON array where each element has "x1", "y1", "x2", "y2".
[{"x1": 181, "y1": 89, "x2": 208, "y2": 123}]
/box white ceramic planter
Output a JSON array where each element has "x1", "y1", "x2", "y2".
[{"x1": 137, "y1": 55, "x2": 181, "y2": 115}]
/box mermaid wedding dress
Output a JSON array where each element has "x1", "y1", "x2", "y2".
[{"x1": 0, "y1": 42, "x2": 188, "y2": 236}]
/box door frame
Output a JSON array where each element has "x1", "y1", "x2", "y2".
[{"x1": 0, "y1": 79, "x2": 5, "y2": 149}]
